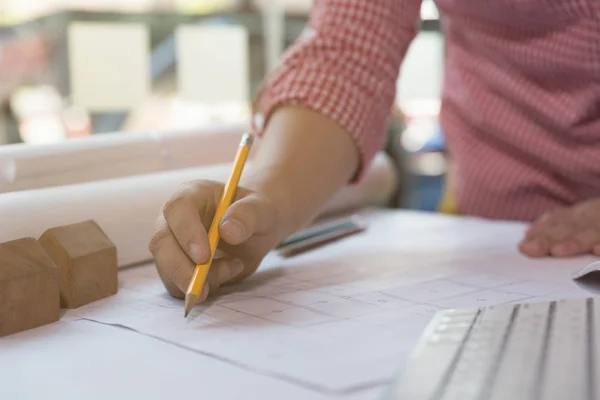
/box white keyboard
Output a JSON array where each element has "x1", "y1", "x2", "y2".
[{"x1": 387, "y1": 297, "x2": 598, "y2": 400}]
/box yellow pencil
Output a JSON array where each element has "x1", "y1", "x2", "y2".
[{"x1": 184, "y1": 132, "x2": 254, "y2": 317}]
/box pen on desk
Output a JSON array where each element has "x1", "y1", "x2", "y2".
[{"x1": 184, "y1": 132, "x2": 254, "y2": 317}]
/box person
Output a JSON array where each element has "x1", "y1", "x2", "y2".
[{"x1": 149, "y1": 1, "x2": 600, "y2": 301}]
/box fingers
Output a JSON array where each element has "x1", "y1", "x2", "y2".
[
  {"x1": 518, "y1": 236, "x2": 551, "y2": 257},
  {"x1": 520, "y1": 208, "x2": 580, "y2": 257},
  {"x1": 155, "y1": 260, "x2": 186, "y2": 299},
  {"x1": 162, "y1": 181, "x2": 277, "y2": 256},
  {"x1": 150, "y1": 224, "x2": 196, "y2": 298},
  {"x1": 550, "y1": 228, "x2": 600, "y2": 257},
  {"x1": 525, "y1": 209, "x2": 570, "y2": 236},
  {"x1": 150, "y1": 224, "x2": 244, "y2": 301},
  {"x1": 525, "y1": 214, "x2": 572, "y2": 241},
  {"x1": 520, "y1": 207, "x2": 600, "y2": 257},
  {"x1": 162, "y1": 187, "x2": 213, "y2": 265},
  {"x1": 219, "y1": 194, "x2": 278, "y2": 245},
  {"x1": 199, "y1": 257, "x2": 245, "y2": 301},
  {"x1": 151, "y1": 180, "x2": 267, "y2": 302},
  {"x1": 520, "y1": 228, "x2": 580, "y2": 257},
  {"x1": 520, "y1": 228, "x2": 574, "y2": 257}
]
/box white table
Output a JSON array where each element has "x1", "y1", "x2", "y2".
[{"x1": 2, "y1": 210, "x2": 597, "y2": 400}]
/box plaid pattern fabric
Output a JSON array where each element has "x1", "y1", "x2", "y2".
[{"x1": 254, "y1": 0, "x2": 600, "y2": 221}]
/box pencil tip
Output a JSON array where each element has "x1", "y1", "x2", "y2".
[{"x1": 184, "y1": 295, "x2": 195, "y2": 318}]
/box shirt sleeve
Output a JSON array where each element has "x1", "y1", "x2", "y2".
[{"x1": 253, "y1": 0, "x2": 423, "y2": 181}]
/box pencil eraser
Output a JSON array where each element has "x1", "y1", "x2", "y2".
[
  {"x1": 38, "y1": 220, "x2": 118, "y2": 309},
  {"x1": 0, "y1": 237, "x2": 60, "y2": 337}
]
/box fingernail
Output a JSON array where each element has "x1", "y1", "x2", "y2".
[
  {"x1": 231, "y1": 259, "x2": 244, "y2": 277},
  {"x1": 188, "y1": 243, "x2": 204, "y2": 263},
  {"x1": 220, "y1": 220, "x2": 245, "y2": 243}
]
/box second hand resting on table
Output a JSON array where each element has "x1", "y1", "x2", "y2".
[{"x1": 519, "y1": 200, "x2": 600, "y2": 258}]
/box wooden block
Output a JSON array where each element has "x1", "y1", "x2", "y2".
[
  {"x1": 0, "y1": 237, "x2": 60, "y2": 337},
  {"x1": 38, "y1": 220, "x2": 117, "y2": 309}
]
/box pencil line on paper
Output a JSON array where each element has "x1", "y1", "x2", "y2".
[{"x1": 78, "y1": 317, "x2": 389, "y2": 395}]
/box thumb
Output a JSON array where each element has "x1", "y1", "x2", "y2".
[{"x1": 218, "y1": 193, "x2": 278, "y2": 245}]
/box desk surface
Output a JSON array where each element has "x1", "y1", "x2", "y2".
[{"x1": 1, "y1": 209, "x2": 597, "y2": 400}]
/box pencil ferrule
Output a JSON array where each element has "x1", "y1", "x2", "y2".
[{"x1": 241, "y1": 132, "x2": 255, "y2": 147}]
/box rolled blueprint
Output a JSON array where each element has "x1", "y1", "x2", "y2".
[
  {"x1": 0, "y1": 153, "x2": 397, "y2": 267},
  {"x1": 0, "y1": 122, "x2": 249, "y2": 194}
]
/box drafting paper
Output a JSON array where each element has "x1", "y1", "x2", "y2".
[
  {"x1": 0, "y1": 319, "x2": 334, "y2": 400},
  {"x1": 62, "y1": 210, "x2": 594, "y2": 393}
]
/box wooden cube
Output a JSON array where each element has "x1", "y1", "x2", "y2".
[
  {"x1": 0, "y1": 237, "x2": 60, "y2": 337},
  {"x1": 38, "y1": 220, "x2": 117, "y2": 309}
]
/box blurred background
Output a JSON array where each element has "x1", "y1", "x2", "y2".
[{"x1": 0, "y1": 0, "x2": 445, "y2": 210}]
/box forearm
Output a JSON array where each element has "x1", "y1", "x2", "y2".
[
  {"x1": 243, "y1": 105, "x2": 360, "y2": 237},
  {"x1": 239, "y1": 1, "x2": 422, "y2": 239}
]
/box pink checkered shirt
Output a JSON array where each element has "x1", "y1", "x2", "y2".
[{"x1": 255, "y1": 0, "x2": 600, "y2": 222}]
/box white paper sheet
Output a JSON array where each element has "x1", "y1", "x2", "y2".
[
  {"x1": 62, "y1": 210, "x2": 596, "y2": 394},
  {"x1": 572, "y1": 261, "x2": 600, "y2": 294},
  {"x1": 573, "y1": 261, "x2": 600, "y2": 279},
  {"x1": 0, "y1": 319, "x2": 339, "y2": 400}
]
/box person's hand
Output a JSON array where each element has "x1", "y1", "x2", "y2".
[
  {"x1": 519, "y1": 199, "x2": 600, "y2": 257},
  {"x1": 149, "y1": 179, "x2": 286, "y2": 302}
]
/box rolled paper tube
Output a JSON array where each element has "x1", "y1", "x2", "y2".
[
  {"x1": 0, "y1": 152, "x2": 397, "y2": 268},
  {"x1": 0, "y1": 122, "x2": 250, "y2": 194}
]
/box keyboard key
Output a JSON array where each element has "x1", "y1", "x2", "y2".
[
  {"x1": 392, "y1": 297, "x2": 596, "y2": 400},
  {"x1": 539, "y1": 298, "x2": 589, "y2": 400},
  {"x1": 394, "y1": 309, "x2": 479, "y2": 399},
  {"x1": 440, "y1": 306, "x2": 514, "y2": 399}
]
